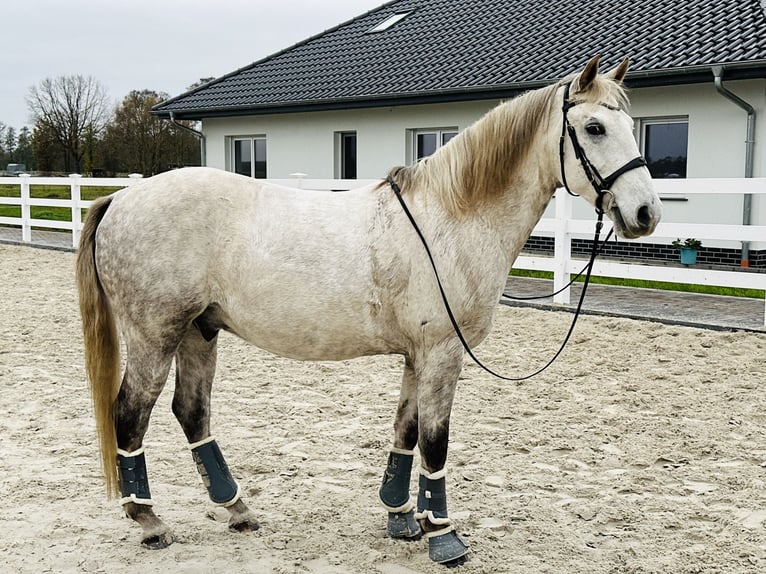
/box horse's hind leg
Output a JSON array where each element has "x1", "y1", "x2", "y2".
[
  {"x1": 172, "y1": 325, "x2": 259, "y2": 533},
  {"x1": 115, "y1": 339, "x2": 176, "y2": 549},
  {"x1": 379, "y1": 357, "x2": 421, "y2": 540}
]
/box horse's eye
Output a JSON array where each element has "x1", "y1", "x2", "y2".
[{"x1": 586, "y1": 122, "x2": 606, "y2": 136}]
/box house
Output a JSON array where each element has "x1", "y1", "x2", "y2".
[{"x1": 153, "y1": 0, "x2": 766, "y2": 267}]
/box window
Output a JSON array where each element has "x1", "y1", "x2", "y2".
[
  {"x1": 232, "y1": 137, "x2": 267, "y2": 178},
  {"x1": 411, "y1": 128, "x2": 458, "y2": 162},
  {"x1": 639, "y1": 118, "x2": 688, "y2": 178},
  {"x1": 335, "y1": 131, "x2": 357, "y2": 179},
  {"x1": 367, "y1": 11, "x2": 413, "y2": 33}
]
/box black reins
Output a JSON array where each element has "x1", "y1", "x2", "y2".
[{"x1": 388, "y1": 82, "x2": 649, "y2": 382}]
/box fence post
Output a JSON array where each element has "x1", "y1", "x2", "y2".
[
  {"x1": 552, "y1": 188, "x2": 572, "y2": 305},
  {"x1": 127, "y1": 173, "x2": 143, "y2": 185},
  {"x1": 19, "y1": 173, "x2": 31, "y2": 243},
  {"x1": 290, "y1": 172, "x2": 308, "y2": 189},
  {"x1": 70, "y1": 174, "x2": 82, "y2": 248}
]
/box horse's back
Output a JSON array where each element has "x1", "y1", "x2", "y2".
[{"x1": 94, "y1": 168, "x2": 403, "y2": 360}]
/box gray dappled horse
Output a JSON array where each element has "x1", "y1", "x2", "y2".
[{"x1": 77, "y1": 57, "x2": 661, "y2": 565}]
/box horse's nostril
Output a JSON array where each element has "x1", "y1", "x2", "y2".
[{"x1": 637, "y1": 205, "x2": 652, "y2": 229}]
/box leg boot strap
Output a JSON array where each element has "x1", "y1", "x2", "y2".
[
  {"x1": 415, "y1": 468, "x2": 449, "y2": 524},
  {"x1": 414, "y1": 468, "x2": 470, "y2": 564},
  {"x1": 117, "y1": 447, "x2": 153, "y2": 506},
  {"x1": 190, "y1": 437, "x2": 240, "y2": 507},
  {"x1": 379, "y1": 449, "x2": 415, "y2": 513}
]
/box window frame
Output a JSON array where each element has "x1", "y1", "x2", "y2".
[
  {"x1": 409, "y1": 127, "x2": 458, "y2": 163},
  {"x1": 334, "y1": 131, "x2": 357, "y2": 179},
  {"x1": 230, "y1": 135, "x2": 267, "y2": 178},
  {"x1": 636, "y1": 117, "x2": 689, "y2": 180},
  {"x1": 367, "y1": 11, "x2": 413, "y2": 33}
]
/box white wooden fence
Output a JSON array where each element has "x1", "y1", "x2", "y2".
[
  {"x1": 1, "y1": 173, "x2": 765, "y2": 324},
  {"x1": 518, "y1": 178, "x2": 766, "y2": 312},
  {"x1": 0, "y1": 173, "x2": 145, "y2": 247}
]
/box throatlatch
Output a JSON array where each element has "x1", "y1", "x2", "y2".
[
  {"x1": 117, "y1": 446, "x2": 153, "y2": 506},
  {"x1": 414, "y1": 468, "x2": 469, "y2": 564},
  {"x1": 379, "y1": 448, "x2": 421, "y2": 539},
  {"x1": 190, "y1": 437, "x2": 240, "y2": 507}
]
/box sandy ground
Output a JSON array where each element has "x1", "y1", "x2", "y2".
[{"x1": 1, "y1": 242, "x2": 765, "y2": 574}]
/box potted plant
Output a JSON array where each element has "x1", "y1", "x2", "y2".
[{"x1": 672, "y1": 238, "x2": 702, "y2": 265}]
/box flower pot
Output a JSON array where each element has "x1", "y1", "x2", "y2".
[{"x1": 679, "y1": 247, "x2": 698, "y2": 265}]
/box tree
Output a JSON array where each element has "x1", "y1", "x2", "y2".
[
  {"x1": 0, "y1": 123, "x2": 34, "y2": 170},
  {"x1": 31, "y1": 121, "x2": 63, "y2": 173},
  {"x1": 3, "y1": 127, "x2": 17, "y2": 162},
  {"x1": 102, "y1": 89, "x2": 199, "y2": 175},
  {"x1": 15, "y1": 127, "x2": 34, "y2": 170},
  {"x1": 26, "y1": 75, "x2": 110, "y2": 173},
  {"x1": 0, "y1": 122, "x2": 6, "y2": 167},
  {"x1": 187, "y1": 77, "x2": 215, "y2": 91}
]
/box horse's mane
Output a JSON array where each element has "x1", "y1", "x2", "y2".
[{"x1": 382, "y1": 74, "x2": 628, "y2": 215}]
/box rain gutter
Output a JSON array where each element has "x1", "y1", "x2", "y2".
[
  {"x1": 169, "y1": 112, "x2": 206, "y2": 166},
  {"x1": 712, "y1": 65, "x2": 756, "y2": 268}
]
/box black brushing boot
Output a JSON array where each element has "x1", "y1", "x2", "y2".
[
  {"x1": 379, "y1": 448, "x2": 421, "y2": 539},
  {"x1": 415, "y1": 468, "x2": 469, "y2": 564},
  {"x1": 190, "y1": 437, "x2": 240, "y2": 506}
]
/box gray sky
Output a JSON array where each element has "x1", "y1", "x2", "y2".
[{"x1": 1, "y1": 0, "x2": 387, "y2": 131}]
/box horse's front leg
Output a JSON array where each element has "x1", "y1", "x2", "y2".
[
  {"x1": 380, "y1": 358, "x2": 421, "y2": 540},
  {"x1": 414, "y1": 343, "x2": 469, "y2": 565}
]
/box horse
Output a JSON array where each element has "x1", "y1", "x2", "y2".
[{"x1": 76, "y1": 56, "x2": 661, "y2": 566}]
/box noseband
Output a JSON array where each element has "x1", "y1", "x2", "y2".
[{"x1": 558, "y1": 82, "x2": 648, "y2": 215}]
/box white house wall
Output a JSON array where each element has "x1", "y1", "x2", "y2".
[
  {"x1": 632, "y1": 79, "x2": 765, "y2": 249},
  {"x1": 202, "y1": 79, "x2": 765, "y2": 248},
  {"x1": 202, "y1": 101, "x2": 497, "y2": 179},
  {"x1": 628, "y1": 79, "x2": 765, "y2": 250}
]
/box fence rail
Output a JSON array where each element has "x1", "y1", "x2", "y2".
[
  {"x1": 1, "y1": 173, "x2": 765, "y2": 324},
  {"x1": 0, "y1": 173, "x2": 144, "y2": 247}
]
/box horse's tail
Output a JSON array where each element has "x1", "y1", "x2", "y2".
[{"x1": 76, "y1": 195, "x2": 120, "y2": 498}]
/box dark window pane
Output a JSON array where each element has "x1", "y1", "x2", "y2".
[
  {"x1": 254, "y1": 139, "x2": 267, "y2": 178},
  {"x1": 441, "y1": 131, "x2": 457, "y2": 145},
  {"x1": 234, "y1": 139, "x2": 252, "y2": 176},
  {"x1": 644, "y1": 122, "x2": 688, "y2": 178},
  {"x1": 416, "y1": 133, "x2": 438, "y2": 160},
  {"x1": 341, "y1": 133, "x2": 357, "y2": 179}
]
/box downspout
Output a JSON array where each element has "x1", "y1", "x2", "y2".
[
  {"x1": 712, "y1": 65, "x2": 756, "y2": 268},
  {"x1": 169, "y1": 112, "x2": 206, "y2": 166}
]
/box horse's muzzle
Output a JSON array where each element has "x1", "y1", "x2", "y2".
[{"x1": 611, "y1": 202, "x2": 661, "y2": 239}]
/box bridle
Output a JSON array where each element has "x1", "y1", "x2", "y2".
[
  {"x1": 558, "y1": 82, "x2": 648, "y2": 216},
  {"x1": 387, "y1": 81, "x2": 649, "y2": 382}
]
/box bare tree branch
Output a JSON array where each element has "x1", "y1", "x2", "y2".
[{"x1": 26, "y1": 75, "x2": 110, "y2": 172}]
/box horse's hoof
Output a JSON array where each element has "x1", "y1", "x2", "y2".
[
  {"x1": 387, "y1": 511, "x2": 422, "y2": 540},
  {"x1": 229, "y1": 517, "x2": 260, "y2": 533},
  {"x1": 443, "y1": 555, "x2": 468, "y2": 569},
  {"x1": 225, "y1": 500, "x2": 260, "y2": 533},
  {"x1": 141, "y1": 531, "x2": 174, "y2": 550},
  {"x1": 428, "y1": 530, "x2": 469, "y2": 565}
]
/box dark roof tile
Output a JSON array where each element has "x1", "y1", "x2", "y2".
[{"x1": 154, "y1": 0, "x2": 766, "y2": 118}]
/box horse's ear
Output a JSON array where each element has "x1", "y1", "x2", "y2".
[
  {"x1": 605, "y1": 58, "x2": 630, "y2": 84},
  {"x1": 573, "y1": 55, "x2": 601, "y2": 94}
]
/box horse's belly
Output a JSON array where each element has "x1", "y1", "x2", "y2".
[
  {"x1": 231, "y1": 315, "x2": 391, "y2": 361},
  {"x1": 216, "y1": 284, "x2": 402, "y2": 360}
]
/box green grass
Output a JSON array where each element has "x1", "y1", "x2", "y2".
[
  {"x1": 510, "y1": 268, "x2": 765, "y2": 299},
  {"x1": 0, "y1": 183, "x2": 120, "y2": 222}
]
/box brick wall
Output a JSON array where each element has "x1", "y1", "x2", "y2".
[{"x1": 522, "y1": 236, "x2": 765, "y2": 269}]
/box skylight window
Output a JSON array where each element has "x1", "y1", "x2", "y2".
[{"x1": 367, "y1": 11, "x2": 413, "y2": 33}]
